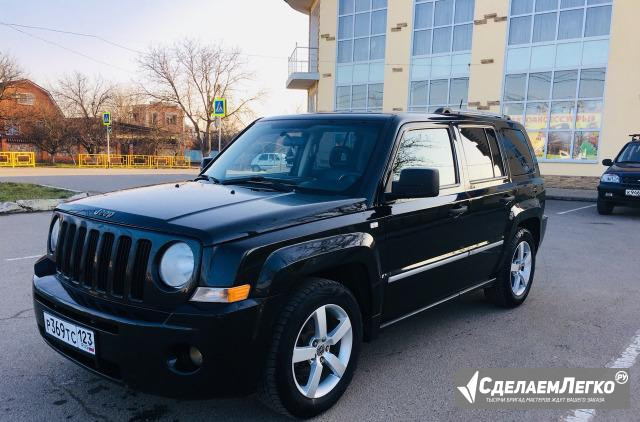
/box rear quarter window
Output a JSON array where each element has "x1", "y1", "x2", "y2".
[{"x1": 501, "y1": 128, "x2": 536, "y2": 176}]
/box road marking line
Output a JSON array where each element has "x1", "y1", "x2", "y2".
[
  {"x1": 564, "y1": 329, "x2": 640, "y2": 422},
  {"x1": 5, "y1": 254, "x2": 41, "y2": 261},
  {"x1": 557, "y1": 204, "x2": 596, "y2": 215}
]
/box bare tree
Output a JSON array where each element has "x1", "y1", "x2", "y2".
[
  {"x1": 108, "y1": 86, "x2": 145, "y2": 123},
  {"x1": 0, "y1": 52, "x2": 22, "y2": 103},
  {"x1": 51, "y1": 72, "x2": 114, "y2": 153},
  {"x1": 137, "y1": 39, "x2": 261, "y2": 155}
]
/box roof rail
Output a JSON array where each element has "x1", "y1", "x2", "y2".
[
  {"x1": 432, "y1": 107, "x2": 511, "y2": 120},
  {"x1": 629, "y1": 133, "x2": 640, "y2": 141}
]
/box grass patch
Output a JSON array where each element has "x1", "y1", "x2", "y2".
[{"x1": 0, "y1": 182, "x2": 75, "y2": 202}]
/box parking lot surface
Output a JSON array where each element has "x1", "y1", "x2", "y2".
[{"x1": 1, "y1": 200, "x2": 639, "y2": 421}]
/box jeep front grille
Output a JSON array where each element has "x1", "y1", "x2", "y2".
[{"x1": 55, "y1": 220, "x2": 151, "y2": 302}]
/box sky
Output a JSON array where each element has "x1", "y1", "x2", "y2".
[{"x1": 0, "y1": 0, "x2": 309, "y2": 120}]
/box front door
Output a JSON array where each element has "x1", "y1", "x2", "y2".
[{"x1": 379, "y1": 124, "x2": 472, "y2": 323}]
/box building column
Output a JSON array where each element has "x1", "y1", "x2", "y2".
[
  {"x1": 382, "y1": 0, "x2": 413, "y2": 112},
  {"x1": 316, "y1": 0, "x2": 337, "y2": 112},
  {"x1": 467, "y1": 0, "x2": 509, "y2": 113}
]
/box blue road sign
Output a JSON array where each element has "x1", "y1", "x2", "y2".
[
  {"x1": 213, "y1": 98, "x2": 226, "y2": 117},
  {"x1": 102, "y1": 112, "x2": 111, "y2": 126}
]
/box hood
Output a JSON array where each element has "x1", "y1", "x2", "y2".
[
  {"x1": 57, "y1": 181, "x2": 367, "y2": 245},
  {"x1": 607, "y1": 162, "x2": 640, "y2": 174}
]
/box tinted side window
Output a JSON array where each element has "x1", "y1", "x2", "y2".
[
  {"x1": 459, "y1": 127, "x2": 495, "y2": 181},
  {"x1": 392, "y1": 128, "x2": 457, "y2": 187},
  {"x1": 501, "y1": 129, "x2": 536, "y2": 176},
  {"x1": 485, "y1": 128, "x2": 506, "y2": 178}
]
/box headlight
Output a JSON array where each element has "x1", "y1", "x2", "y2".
[
  {"x1": 49, "y1": 218, "x2": 60, "y2": 253},
  {"x1": 159, "y1": 242, "x2": 195, "y2": 288},
  {"x1": 601, "y1": 174, "x2": 620, "y2": 183}
]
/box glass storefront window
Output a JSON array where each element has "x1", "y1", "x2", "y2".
[
  {"x1": 527, "y1": 131, "x2": 547, "y2": 158},
  {"x1": 409, "y1": 0, "x2": 474, "y2": 111},
  {"x1": 547, "y1": 132, "x2": 572, "y2": 159},
  {"x1": 336, "y1": 0, "x2": 387, "y2": 111},
  {"x1": 504, "y1": 103, "x2": 525, "y2": 125},
  {"x1": 550, "y1": 101, "x2": 575, "y2": 130},
  {"x1": 525, "y1": 102, "x2": 549, "y2": 130},
  {"x1": 572, "y1": 131, "x2": 599, "y2": 160},
  {"x1": 576, "y1": 100, "x2": 603, "y2": 129}
]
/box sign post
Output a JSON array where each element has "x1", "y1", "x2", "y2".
[
  {"x1": 212, "y1": 98, "x2": 226, "y2": 153},
  {"x1": 102, "y1": 112, "x2": 111, "y2": 167}
]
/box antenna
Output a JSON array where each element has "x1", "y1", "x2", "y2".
[{"x1": 459, "y1": 98, "x2": 463, "y2": 109}]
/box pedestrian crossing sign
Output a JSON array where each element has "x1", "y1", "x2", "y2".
[
  {"x1": 102, "y1": 112, "x2": 111, "y2": 126},
  {"x1": 212, "y1": 98, "x2": 226, "y2": 117}
]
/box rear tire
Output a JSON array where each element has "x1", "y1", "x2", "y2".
[
  {"x1": 597, "y1": 199, "x2": 614, "y2": 215},
  {"x1": 485, "y1": 228, "x2": 536, "y2": 308},
  {"x1": 258, "y1": 278, "x2": 362, "y2": 418}
]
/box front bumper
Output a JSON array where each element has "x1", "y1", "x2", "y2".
[
  {"x1": 33, "y1": 273, "x2": 282, "y2": 397},
  {"x1": 597, "y1": 183, "x2": 640, "y2": 206}
]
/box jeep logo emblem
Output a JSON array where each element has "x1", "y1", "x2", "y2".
[{"x1": 93, "y1": 209, "x2": 115, "y2": 218}]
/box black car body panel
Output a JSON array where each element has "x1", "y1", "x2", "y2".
[{"x1": 33, "y1": 112, "x2": 546, "y2": 397}]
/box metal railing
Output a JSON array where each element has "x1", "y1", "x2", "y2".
[
  {"x1": 288, "y1": 45, "x2": 319, "y2": 76},
  {"x1": 0, "y1": 151, "x2": 36, "y2": 167},
  {"x1": 78, "y1": 154, "x2": 192, "y2": 169}
]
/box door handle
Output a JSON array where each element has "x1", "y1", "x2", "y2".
[
  {"x1": 500, "y1": 194, "x2": 516, "y2": 204},
  {"x1": 448, "y1": 204, "x2": 468, "y2": 217}
]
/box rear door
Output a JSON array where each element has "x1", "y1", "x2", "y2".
[
  {"x1": 455, "y1": 125, "x2": 514, "y2": 285},
  {"x1": 379, "y1": 123, "x2": 473, "y2": 323}
]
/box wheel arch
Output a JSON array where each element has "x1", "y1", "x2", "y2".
[{"x1": 255, "y1": 232, "x2": 383, "y2": 341}]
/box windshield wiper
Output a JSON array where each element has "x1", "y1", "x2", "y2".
[
  {"x1": 194, "y1": 175, "x2": 221, "y2": 184},
  {"x1": 220, "y1": 176, "x2": 295, "y2": 192}
]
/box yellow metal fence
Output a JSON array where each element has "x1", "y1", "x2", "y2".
[
  {"x1": 0, "y1": 152, "x2": 36, "y2": 167},
  {"x1": 78, "y1": 154, "x2": 192, "y2": 169}
]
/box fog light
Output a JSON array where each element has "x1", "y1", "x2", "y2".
[{"x1": 189, "y1": 346, "x2": 203, "y2": 367}]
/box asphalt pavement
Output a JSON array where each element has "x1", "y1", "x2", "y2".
[{"x1": 1, "y1": 201, "x2": 640, "y2": 421}]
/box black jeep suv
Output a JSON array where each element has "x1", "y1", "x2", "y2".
[
  {"x1": 33, "y1": 110, "x2": 546, "y2": 418},
  {"x1": 597, "y1": 135, "x2": 640, "y2": 214}
]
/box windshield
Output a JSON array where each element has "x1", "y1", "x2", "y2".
[
  {"x1": 204, "y1": 119, "x2": 386, "y2": 193},
  {"x1": 617, "y1": 143, "x2": 640, "y2": 163}
]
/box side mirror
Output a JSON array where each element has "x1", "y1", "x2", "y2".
[
  {"x1": 390, "y1": 168, "x2": 439, "y2": 199},
  {"x1": 602, "y1": 158, "x2": 613, "y2": 166}
]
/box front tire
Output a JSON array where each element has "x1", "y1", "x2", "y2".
[
  {"x1": 259, "y1": 278, "x2": 362, "y2": 418},
  {"x1": 597, "y1": 199, "x2": 614, "y2": 215},
  {"x1": 485, "y1": 228, "x2": 536, "y2": 308},
  {"x1": 252, "y1": 165, "x2": 261, "y2": 172}
]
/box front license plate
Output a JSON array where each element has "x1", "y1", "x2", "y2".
[
  {"x1": 625, "y1": 189, "x2": 640, "y2": 197},
  {"x1": 43, "y1": 312, "x2": 96, "y2": 355}
]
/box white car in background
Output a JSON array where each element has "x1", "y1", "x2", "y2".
[{"x1": 250, "y1": 152, "x2": 287, "y2": 172}]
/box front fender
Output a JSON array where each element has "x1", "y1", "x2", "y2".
[
  {"x1": 252, "y1": 232, "x2": 383, "y2": 339},
  {"x1": 256, "y1": 232, "x2": 379, "y2": 293}
]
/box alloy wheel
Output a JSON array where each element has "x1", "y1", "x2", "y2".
[
  {"x1": 291, "y1": 304, "x2": 353, "y2": 399},
  {"x1": 510, "y1": 241, "x2": 532, "y2": 297}
]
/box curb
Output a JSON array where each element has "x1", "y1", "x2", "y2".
[{"x1": 0, "y1": 192, "x2": 89, "y2": 215}]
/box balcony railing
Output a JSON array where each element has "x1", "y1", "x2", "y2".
[{"x1": 288, "y1": 45, "x2": 319, "y2": 75}]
